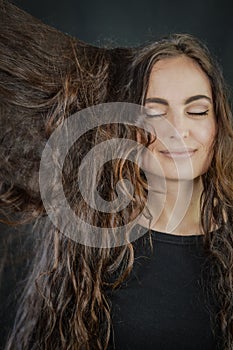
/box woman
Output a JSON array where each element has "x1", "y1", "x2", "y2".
[
  {"x1": 108, "y1": 34, "x2": 233, "y2": 350},
  {"x1": 1, "y1": 3, "x2": 233, "y2": 350}
]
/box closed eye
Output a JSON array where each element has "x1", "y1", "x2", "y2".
[
  {"x1": 187, "y1": 110, "x2": 209, "y2": 116},
  {"x1": 145, "y1": 112, "x2": 166, "y2": 118}
]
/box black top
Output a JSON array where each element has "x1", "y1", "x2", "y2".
[
  {"x1": 0, "y1": 225, "x2": 222, "y2": 350},
  {"x1": 108, "y1": 229, "x2": 221, "y2": 350}
]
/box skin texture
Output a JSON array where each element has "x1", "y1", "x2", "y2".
[
  {"x1": 143, "y1": 55, "x2": 217, "y2": 182},
  {"x1": 139, "y1": 55, "x2": 217, "y2": 234}
]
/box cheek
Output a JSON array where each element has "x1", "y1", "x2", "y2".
[{"x1": 196, "y1": 123, "x2": 216, "y2": 150}]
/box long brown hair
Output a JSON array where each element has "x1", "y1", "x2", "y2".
[
  {"x1": 124, "y1": 33, "x2": 233, "y2": 349},
  {"x1": 0, "y1": 1, "x2": 146, "y2": 349}
]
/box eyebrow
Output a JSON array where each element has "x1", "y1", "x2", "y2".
[{"x1": 145, "y1": 95, "x2": 212, "y2": 106}]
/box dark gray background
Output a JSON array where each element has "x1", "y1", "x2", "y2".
[
  {"x1": 1, "y1": 0, "x2": 233, "y2": 348},
  {"x1": 12, "y1": 0, "x2": 233, "y2": 88}
]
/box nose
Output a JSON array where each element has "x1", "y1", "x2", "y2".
[
  {"x1": 144, "y1": 111, "x2": 190, "y2": 141},
  {"x1": 168, "y1": 114, "x2": 189, "y2": 139}
]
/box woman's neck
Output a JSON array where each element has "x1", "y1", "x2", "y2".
[{"x1": 139, "y1": 176, "x2": 204, "y2": 236}]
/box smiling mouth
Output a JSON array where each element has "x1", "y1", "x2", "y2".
[{"x1": 159, "y1": 149, "x2": 197, "y2": 158}]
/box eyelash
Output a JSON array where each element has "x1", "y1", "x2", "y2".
[
  {"x1": 145, "y1": 110, "x2": 209, "y2": 118},
  {"x1": 187, "y1": 110, "x2": 209, "y2": 116},
  {"x1": 145, "y1": 113, "x2": 164, "y2": 118}
]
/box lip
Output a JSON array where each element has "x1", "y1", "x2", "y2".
[{"x1": 159, "y1": 149, "x2": 197, "y2": 159}]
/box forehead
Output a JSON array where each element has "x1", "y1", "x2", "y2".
[{"x1": 147, "y1": 55, "x2": 212, "y2": 100}]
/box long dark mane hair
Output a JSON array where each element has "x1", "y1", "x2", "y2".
[
  {"x1": 0, "y1": 1, "x2": 147, "y2": 349},
  {"x1": 124, "y1": 33, "x2": 233, "y2": 349}
]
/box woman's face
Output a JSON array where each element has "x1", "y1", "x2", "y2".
[{"x1": 142, "y1": 55, "x2": 217, "y2": 181}]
